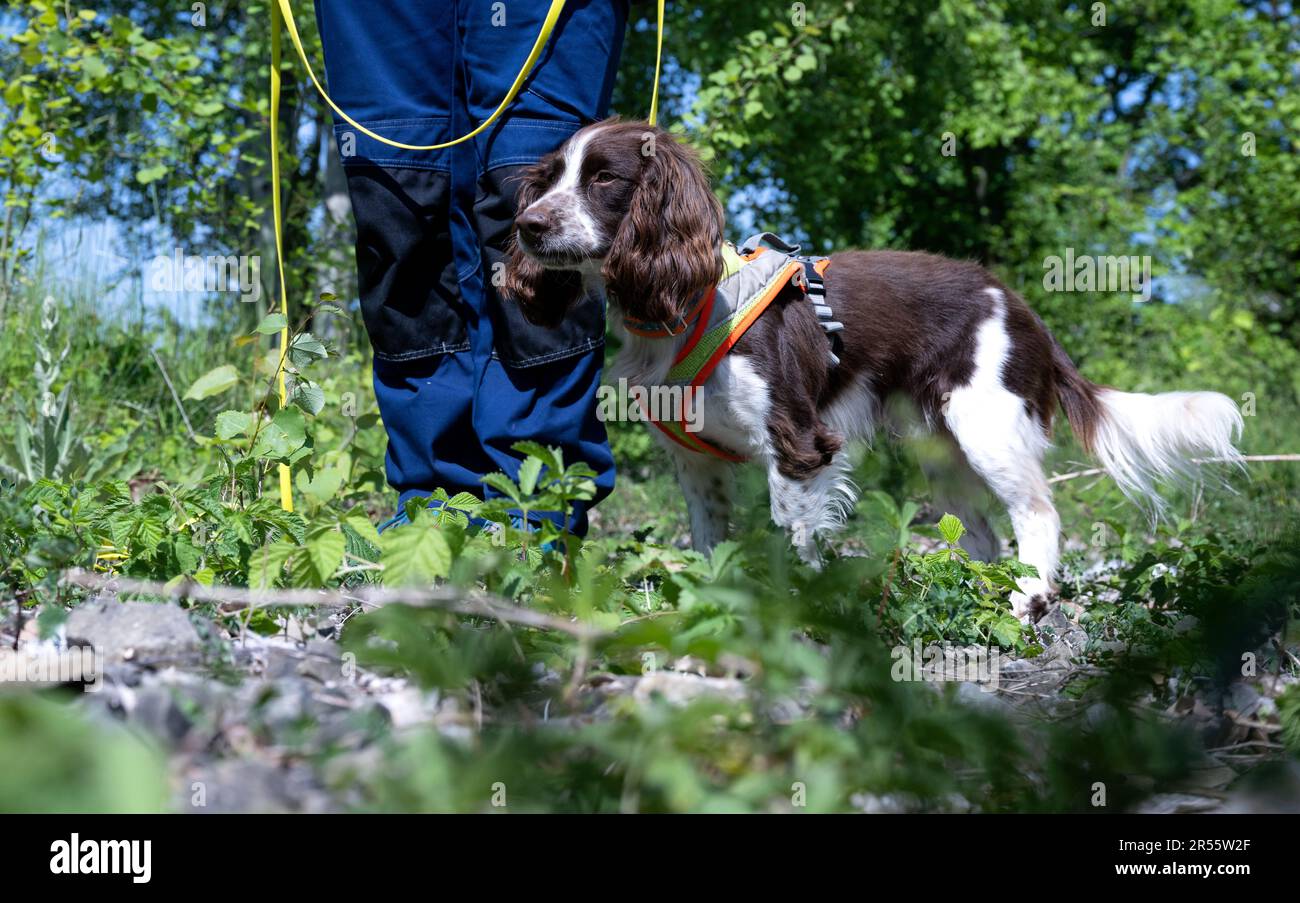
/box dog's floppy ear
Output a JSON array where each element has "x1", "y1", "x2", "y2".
[
  {"x1": 602, "y1": 126, "x2": 723, "y2": 324},
  {"x1": 501, "y1": 163, "x2": 586, "y2": 329}
]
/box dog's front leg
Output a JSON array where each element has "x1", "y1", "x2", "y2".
[
  {"x1": 766, "y1": 460, "x2": 828, "y2": 569},
  {"x1": 669, "y1": 449, "x2": 733, "y2": 555},
  {"x1": 763, "y1": 418, "x2": 855, "y2": 570}
]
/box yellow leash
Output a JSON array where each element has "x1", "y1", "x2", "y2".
[
  {"x1": 275, "y1": 0, "x2": 663, "y2": 146},
  {"x1": 649, "y1": 0, "x2": 664, "y2": 126},
  {"x1": 273, "y1": 0, "x2": 573, "y2": 151},
  {"x1": 269, "y1": 1, "x2": 293, "y2": 511},
  {"x1": 266, "y1": 0, "x2": 664, "y2": 509}
]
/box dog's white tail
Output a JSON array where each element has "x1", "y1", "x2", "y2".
[
  {"x1": 1053, "y1": 342, "x2": 1244, "y2": 510},
  {"x1": 1090, "y1": 389, "x2": 1244, "y2": 506}
]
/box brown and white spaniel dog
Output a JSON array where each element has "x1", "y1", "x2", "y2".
[{"x1": 503, "y1": 118, "x2": 1243, "y2": 621}]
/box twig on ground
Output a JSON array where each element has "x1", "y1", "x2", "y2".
[
  {"x1": 1206, "y1": 740, "x2": 1286, "y2": 753},
  {"x1": 60, "y1": 568, "x2": 605, "y2": 640},
  {"x1": 564, "y1": 636, "x2": 593, "y2": 704},
  {"x1": 878, "y1": 546, "x2": 901, "y2": 620},
  {"x1": 149, "y1": 348, "x2": 199, "y2": 443},
  {"x1": 1228, "y1": 719, "x2": 1282, "y2": 733},
  {"x1": 1047, "y1": 454, "x2": 1300, "y2": 485}
]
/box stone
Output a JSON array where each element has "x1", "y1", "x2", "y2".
[
  {"x1": 180, "y1": 759, "x2": 337, "y2": 814},
  {"x1": 375, "y1": 685, "x2": 440, "y2": 729},
  {"x1": 631, "y1": 671, "x2": 747, "y2": 707},
  {"x1": 1219, "y1": 760, "x2": 1300, "y2": 814},
  {"x1": 1131, "y1": 792, "x2": 1222, "y2": 814},
  {"x1": 957, "y1": 680, "x2": 1012, "y2": 712},
  {"x1": 65, "y1": 596, "x2": 208, "y2": 667},
  {"x1": 124, "y1": 685, "x2": 195, "y2": 744},
  {"x1": 1226, "y1": 681, "x2": 1263, "y2": 719}
]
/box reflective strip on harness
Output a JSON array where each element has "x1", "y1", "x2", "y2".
[
  {"x1": 666, "y1": 259, "x2": 803, "y2": 384},
  {"x1": 642, "y1": 253, "x2": 808, "y2": 462},
  {"x1": 652, "y1": 416, "x2": 745, "y2": 462},
  {"x1": 637, "y1": 236, "x2": 836, "y2": 463}
]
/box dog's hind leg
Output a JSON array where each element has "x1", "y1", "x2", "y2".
[
  {"x1": 943, "y1": 290, "x2": 1060, "y2": 621},
  {"x1": 918, "y1": 435, "x2": 1001, "y2": 562},
  {"x1": 945, "y1": 413, "x2": 1059, "y2": 620}
]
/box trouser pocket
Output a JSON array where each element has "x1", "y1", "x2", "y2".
[
  {"x1": 475, "y1": 163, "x2": 606, "y2": 367},
  {"x1": 346, "y1": 163, "x2": 471, "y2": 361}
]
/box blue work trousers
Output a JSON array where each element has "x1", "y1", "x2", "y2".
[{"x1": 314, "y1": 0, "x2": 627, "y2": 532}]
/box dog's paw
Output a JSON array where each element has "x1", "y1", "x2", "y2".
[
  {"x1": 791, "y1": 523, "x2": 823, "y2": 570},
  {"x1": 1010, "y1": 590, "x2": 1053, "y2": 623}
]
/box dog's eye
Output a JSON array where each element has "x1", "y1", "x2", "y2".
[{"x1": 592, "y1": 170, "x2": 619, "y2": 185}]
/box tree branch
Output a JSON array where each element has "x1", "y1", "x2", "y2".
[
  {"x1": 60, "y1": 569, "x2": 605, "y2": 640},
  {"x1": 1047, "y1": 454, "x2": 1300, "y2": 485}
]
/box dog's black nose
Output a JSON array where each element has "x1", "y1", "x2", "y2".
[{"x1": 517, "y1": 207, "x2": 553, "y2": 240}]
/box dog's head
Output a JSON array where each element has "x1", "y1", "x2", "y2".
[{"x1": 503, "y1": 118, "x2": 723, "y2": 329}]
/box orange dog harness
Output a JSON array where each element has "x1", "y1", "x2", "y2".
[{"x1": 625, "y1": 234, "x2": 836, "y2": 462}]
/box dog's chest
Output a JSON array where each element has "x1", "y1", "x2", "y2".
[{"x1": 611, "y1": 340, "x2": 770, "y2": 458}]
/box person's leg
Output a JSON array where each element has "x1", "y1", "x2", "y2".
[
  {"x1": 314, "y1": 0, "x2": 490, "y2": 513},
  {"x1": 457, "y1": 0, "x2": 630, "y2": 532},
  {"x1": 314, "y1": 0, "x2": 626, "y2": 534}
]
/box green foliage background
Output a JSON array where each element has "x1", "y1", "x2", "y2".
[{"x1": 0, "y1": 0, "x2": 1297, "y2": 812}]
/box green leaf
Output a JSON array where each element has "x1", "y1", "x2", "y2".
[
  {"x1": 183, "y1": 364, "x2": 240, "y2": 400},
  {"x1": 511, "y1": 441, "x2": 560, "y2": 473},
  {"x1": 214, "y1": 410, "x2": 254, "y2": 440},
  {"x1": 132, "y1": 519, "x2": 165, "y2": 558},
  {"x1": 227, "y1": 512, "x2": 256, "y2": 546},
  {"x1": 480, "y1": 472, "x2": 522, "y2": 503},
  {"x1": 249, "y1": 540, "x2": 298, "y2": 589},
  {"x1": 306, "y1": 528, "x2": 345, "y2": 583},
  {"x1": 445, "y1": 492, "x2": 481, "y2": 511},
  {"x1": 255, "y1": 313, "x2": 288, "y2": 334},
  {"x1": 172, "y1": 536, "x2": 201, "y2": 573},
  {"x1": 990, "y1": 614, "x2": 1023, "y2": 647},
  {"x1": 81, "y1": 55, "x2": 108, "y2": 81},
  {"x1": 344, "y1": 509, "x2": 381, "y2": 546},
  {"x1": 288, "y1": 333, "x2": 328, "y2": 368},
  {"x1": 290, "y1": 380, "x2": 325, "y2": 415},
  {"x1": 135, "y1": 163, "x2": 169, "y2": 185},
  {"x1": 380, "y1": 521, "x2": 452, "y2": 585},
  {"x1": 938, "y1": 513, "x2": 966, "y2": 546},
  {"x1": 297, "y1": 465, "x2": 344, "y2": 504},
  {"x1": 285, "y1": 548, "x2": 317, "y2": 587},
  {"x1": 251, "y1": 406, "x2": 306, "y2": 460},
  {"x1": 517, "y1": 455, "x2": 543, "y2": 496}
]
